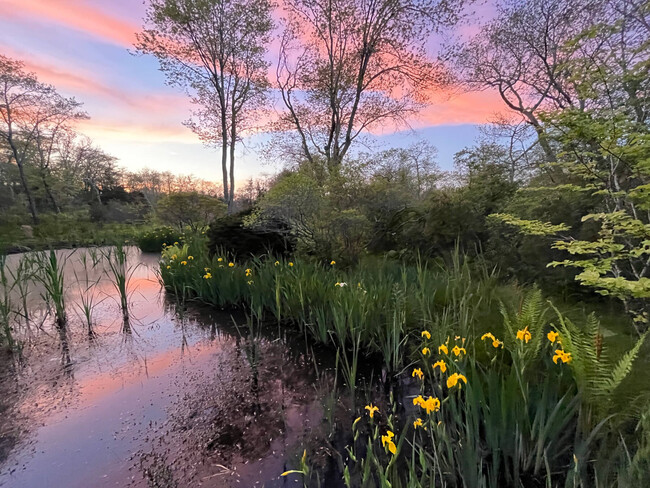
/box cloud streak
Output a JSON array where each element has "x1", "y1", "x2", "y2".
[{"x1": 0, "y1": 0, "x2": 139, "y2": 47}]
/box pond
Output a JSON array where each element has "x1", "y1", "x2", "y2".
[{"x1": 0, "y1": 248, "x2": 349, "y2": 487}]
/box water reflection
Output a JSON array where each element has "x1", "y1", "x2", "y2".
[{"x1": 0, "y1": 248, "x2": 348, "y2": 487}]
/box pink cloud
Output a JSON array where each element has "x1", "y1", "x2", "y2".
[
  {"x1": 0, "y1": 0, "x2": 138, "y2": 47},
  {"x1": 417, "y1": 90, "x2": 505, "y2": 127}
]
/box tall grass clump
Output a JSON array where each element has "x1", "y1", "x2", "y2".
[
  {"x1": 73, "y1": 251, "x2": 105, "y2": 338},
  {"x1": 340, "y1": 290, "x2": 649, "y2": 488},
  {"x1": 8, "y1": 255, "x2": 34, "y2": 328},
  {"x1": 135, "y1": 226, "x2": 183, "y2": 253},
  {"x1": 159, "y1": 242, "x2": 517, "y2": 382},
  {"x1": 34, "y1": 250, "x2": 67, "y2": 329},
  {"x1": 103, "y1": 244, "x2": 137, "y2": 332}
]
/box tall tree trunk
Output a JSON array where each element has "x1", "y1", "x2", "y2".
[
  {"x1": 42, "y1": 172, "x2": 60, "y2": 213},
  {"x1": 228, "y1": 119, "x2": 236, "y2": 214},
  {"x1": 221, "y1": 142, "x2": 229, "y2": 206},
  {"x1": 9, "y1": 144, "x2": 39, "y2": 224}
]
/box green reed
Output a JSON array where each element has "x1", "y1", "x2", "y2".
[
  {"x1": 73, "y1": 252, "x2": 104, "y2": 338},
  {"x1": 34, "y1": 250, "x2": 67, "y2": 329},
  {"x1": 103, "y1": 244, "x2": 137, "y2": 332},
  {"x1": 8, "y1": 255, "x2": 34, "y2": 327}
]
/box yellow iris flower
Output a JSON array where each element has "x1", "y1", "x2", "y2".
[
  {"x1": 447, "y1": 373, "x2": 468, "y2": 389},
  {"x1": 365, "y1": 403, "x2": 379, "y2": 419},
  {"x1": 516, "y1": 327, "x2": 532, "y2": 343},
  {"x1": 381, "y1": 430, "x2": 397, "y2": 455},
  {"x1": 422, "y1": 396, "x2": 441, "y2": 414},
  {"x1": 481, "y1": 332, "x2": 496, "y2": 342},
  {"x1": 452, "y1": 345, "x2": 466, "y2": 357},
  {"x1": 433, "y1": 360, "x2": 447, "y2": 373},
  {"x1": 553, "y1": 349, "x2": 572, "y2": 364}
]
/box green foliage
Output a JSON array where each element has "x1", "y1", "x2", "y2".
[
  {"x1": 550, "y1": 307, "x2": 648, "y2": 422},
  {"x1": 0, "y1": 211, "x2": 146, "y2": 252},
  {"x1": 135, "y1": 226, "x2": 183, "y2": 253},
  {"x1": 32, "y1": 250, "x2": 67, "y2": 329},
  {"x1": 490, "y1": 213, "x2": 570, "y2": 236},
  {"x1": 342, "y1": 291, "x2": 647, "y2": 488},
  {"x1": 156, "y1": 192, "x2": 226, "y2": 231},
  {"x1": 485, "y1": 6, "x2": 650, "y2": 333},
  {"x1": 208, "y1": 210, "x2": 294, "y2": 258}
]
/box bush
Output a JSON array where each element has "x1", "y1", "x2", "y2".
[
  {"x1": 207, "y1": 210, "x2": 294, "y2": 258},
  {"x1": 135, "y1": 226, "x2": 184, "y2": 253},
  {"x1": 157, "y1": 192, "x2": 226, "y2": 231}
]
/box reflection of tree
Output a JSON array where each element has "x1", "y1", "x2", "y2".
[
  {"x1": 138, "y1": 335, "x2": 332, "y2": 486},
  {"x1": 57, "y1": 325, "x2": 72, "y2": 372}
]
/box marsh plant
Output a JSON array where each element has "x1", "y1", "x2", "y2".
[
  {"x1": 34, "y1": 250, "x2": 68, "y2": 329},
  {"x1": 73, "y1": 252, "x2": 105, "y2": 338},
  {"x1": 103, "y1": 244, "x2": 138, "y2": 333},
  {"x1": 161, "y1": 241, "x2": 650, "y2": 487},
  {"x1": 8, "y1": 255, "x2": 34, "y2": 328},
  {"x1": 340, "y1": 291, "x2": 648, "y2": 488}
]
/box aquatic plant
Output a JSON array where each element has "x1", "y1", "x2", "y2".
[
  {"x1": 339, "y1": 297, "x2": 648, "y2": 488},
  {"x1": 103, "y1": 244, "x2": 139, "y2": 332},
  {"x1": 164, "y1": 241, "x2": 650, "y2": 486},
  {"x1": 8, "y1": 255, "x2": 34, "y2": 327},
  {"x1": 33, "y1": 250, "x2": 67, "y2": 329},
  {"x1": 73, "y1": 251, "x2": 105, "y2": 338}
]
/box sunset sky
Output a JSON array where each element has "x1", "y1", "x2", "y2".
[{"x1": 0, "y1": 0, "x2": 505, "y2": 181}]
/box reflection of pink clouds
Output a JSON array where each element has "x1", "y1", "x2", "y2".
[{"x1": 0, "y1": 0, "x2": 138, "y2": 47}]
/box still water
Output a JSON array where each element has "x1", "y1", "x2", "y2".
[{"x1": 0, "y1": 248, "x2": 344, "y2": 487}]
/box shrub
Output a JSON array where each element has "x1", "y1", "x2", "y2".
[
  {"x1": 207, "y1": 210, "x2": 294, "y2": 258},
  {"x1": 136, "y1": 226, "x2": 183, "y2": 253}
]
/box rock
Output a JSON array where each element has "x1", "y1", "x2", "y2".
[{"x1": 20, "y1": 225, "x2": 33, "y2": 238}]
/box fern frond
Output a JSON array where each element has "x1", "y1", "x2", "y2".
[{"x1": 603, "y1": 333, "x2": 647, "y2": 396}]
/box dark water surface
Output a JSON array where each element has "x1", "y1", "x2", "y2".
[{"x1": 0, "y1": 248, "x2": 343, "y2": 487}]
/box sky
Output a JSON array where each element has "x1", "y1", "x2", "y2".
[{"x1": 0, "y1": 0, "x2": 505, "y2": 181}]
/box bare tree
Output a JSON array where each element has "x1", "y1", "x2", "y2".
[
  {"x1": 135, "y1": 0, "x2": 274, "y2": 213},
  {"x1": 373, "y1": 141, "x2": 440, "y2": 197},
  {"x1": 0, "y1": 55, "x2": 87, "y2": 223},
  {"x1": 275, "y1": 0, "x2": 463, "y2": 174},
  {"x1": 452, "y1": 0, "x2": 599, "y2": 163},
  {"x1": 57, "y1": 135, "x2": 120, "y2": 205}
]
